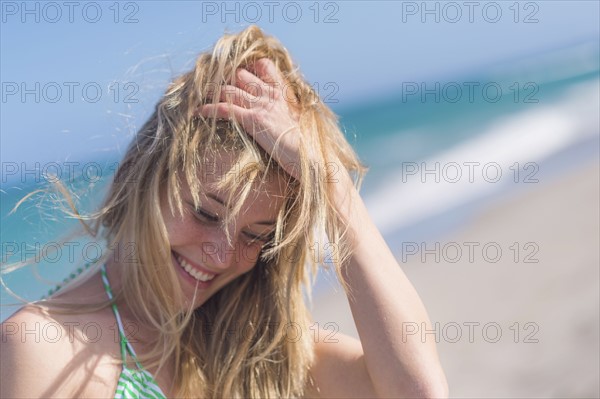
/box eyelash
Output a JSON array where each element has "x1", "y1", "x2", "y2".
[
  {"x1": 195, "y1": 208, "x2": 219, "y2": 223},
  {"x1": 193, "y1": 206, "x2": 271, "y2": 246}
]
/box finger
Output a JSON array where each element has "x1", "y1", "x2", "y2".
[
  {"x1": 235, "y1": 68, "x2": 279, "y2": 103},
  {"x1": 235, "y1": 68, "x2": 266, "y2": 97},
  {"x1": 248, "y1": 58, "x2": 283, "y2": 88},
  {"x1": 203, "y1": 85, "x2": 261, "y2": 112},
  {"x1": 196, "y1": 103, "x2": 253, "y2": 126},
  {"x1": 215, "y1": 85, "x2": 259, "y2": 109},
  {"x1": 198, "y1": 103, "x2": 275, "y2": 146}
]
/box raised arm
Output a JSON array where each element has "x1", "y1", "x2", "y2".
[
  {"x1": 198, "y1": 58, "x2": 448, "y2": 398},
  {"x1": 305, "y1": 169, "x2": 449, "y2": 398}
]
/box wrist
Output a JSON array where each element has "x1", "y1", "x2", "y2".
[{"x1": 330, "y1": 165, "x2": 366, "y2": 231}]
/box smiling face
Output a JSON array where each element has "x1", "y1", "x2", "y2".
[{"x1": 162, "y1": 152, "x2": 288, "y2": 310}]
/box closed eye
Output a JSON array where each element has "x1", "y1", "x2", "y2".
[
  {"x1": 194, "y1": 207, "x2": 219, "y2": 223},
  {"x1": 243, "y1": 231, "x2": 274, "y2": 245},
  {"x1": 188, "y1": 201, "x2": 274, "y2": 245}
]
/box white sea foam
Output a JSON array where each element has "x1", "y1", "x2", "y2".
[{"x1": 364, "y1": 80, "x2": 599, "y2": 236}]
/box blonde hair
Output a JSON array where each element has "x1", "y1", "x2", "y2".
[{"x1": 7, "y1": 25, "x2": 367, "y2": 397}]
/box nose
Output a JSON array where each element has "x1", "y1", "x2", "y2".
[{"x1": 200, "y1": 229, "x2": 238, "y2": 270}]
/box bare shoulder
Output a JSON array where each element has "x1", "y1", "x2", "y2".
[
  {"x1": 304, "y1": 328, "x2": 377, "y2": 398},
  {"x1": 1, "y1": 303, "x2": 120, "y2": 398}
]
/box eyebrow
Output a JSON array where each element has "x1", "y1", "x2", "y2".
[{"x1": 206, "y1": 192, "x2": 277, "y2": 226}]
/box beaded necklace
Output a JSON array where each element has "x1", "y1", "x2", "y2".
[{"x1": 42, "y1": 260, "x2": 96, "y2": 299}]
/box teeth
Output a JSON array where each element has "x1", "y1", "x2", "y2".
[{"x1": 176, "y1": 255, "x2": 216, "y2": 282}]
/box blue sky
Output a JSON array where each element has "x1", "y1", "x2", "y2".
[{"x1": 1, "y1": 1, "x2": 599, "y2": 167}]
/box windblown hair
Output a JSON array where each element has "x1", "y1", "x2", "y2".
[{"x1": 7, "y1": 25, "x2": 367, "y2": 397}]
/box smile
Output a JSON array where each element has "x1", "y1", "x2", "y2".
[{"x1": 175, "y1": 254, "x2": 217, "y2": 283}]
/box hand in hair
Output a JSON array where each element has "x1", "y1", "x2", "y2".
[{"x1": 196, "y1": 58, "x2": 306, "y2": 180}]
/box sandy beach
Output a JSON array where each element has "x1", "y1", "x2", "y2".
[{"x1": 311, "y1": 157, "x2": 600, "y2": 398}]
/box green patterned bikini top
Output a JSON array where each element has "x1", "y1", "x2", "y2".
[{"x1": 100, "y1": 264, "x2": 167, "y2": 399}]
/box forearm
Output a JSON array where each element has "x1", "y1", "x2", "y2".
[{"x1": 332, "y1": 172, "x2": 448, "y2": 398}]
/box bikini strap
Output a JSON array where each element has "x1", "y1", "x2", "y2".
[{"x1": 100, "y1": 264, "x2": 143, "y2": 370}]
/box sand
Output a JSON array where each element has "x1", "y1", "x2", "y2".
[{"x1": 311, "y1": 158, "x2": 600, "y2": 398}]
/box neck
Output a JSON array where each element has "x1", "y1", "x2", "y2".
[{"x1": 103, "y1": 257, "x2": 159, "y2": 344}]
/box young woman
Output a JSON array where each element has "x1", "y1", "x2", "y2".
[{"x1": 1, "y1": 26, "x2": 448, "y2": 398}]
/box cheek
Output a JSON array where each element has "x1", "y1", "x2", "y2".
[
  {"x1": 238, "y1": 245, "x2": 263, "y2": 271},
  {"x1": 164, "y1": 214, "x2": 202, "y2": 246}
]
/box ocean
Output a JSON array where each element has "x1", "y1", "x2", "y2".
[{"x1": 2, "y1": 41, "x2": 599, "y2": 321}]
